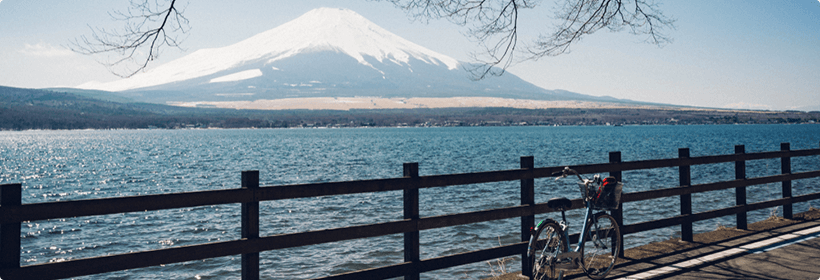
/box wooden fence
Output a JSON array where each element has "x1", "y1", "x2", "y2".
[{"x1": 1, "y1": 142, "x2": 819, "y2": 279}]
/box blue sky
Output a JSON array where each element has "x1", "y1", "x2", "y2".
[{"x1": 1, "y1": 1, "x2": 818, "y2": 110}]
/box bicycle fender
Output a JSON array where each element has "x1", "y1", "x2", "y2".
[{"x1": 534, "y1": 218, "x2": 559, "y2": 232}]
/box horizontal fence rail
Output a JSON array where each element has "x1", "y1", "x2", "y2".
[{"x1": 1, "y1": 143, "x2": 819, "y2": 279}]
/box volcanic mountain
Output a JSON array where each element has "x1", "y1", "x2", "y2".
[{"x1": 79, "y1": 8, "x2": 615, "y2": 104}]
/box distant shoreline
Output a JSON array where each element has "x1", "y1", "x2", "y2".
[
  {"x1": 3, "y1": 122, "x2": 819, "y2": 133},
  {"x1": 167, "y1": 96, "x2": 760, "y2": 112},
  {"x1": 3, "y1": 86, "x2": 818, "y2": 131}
]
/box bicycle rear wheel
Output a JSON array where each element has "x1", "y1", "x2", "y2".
[
  {"x1": 529, "y1": 220, "x2": 568, "y2": 280},
  {"x1": 579, "y1": 213, "x2": 621, "y2": 279}
]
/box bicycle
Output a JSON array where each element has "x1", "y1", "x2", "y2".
[{"x1": 527, "y1": 167, "x2": 623, "y2": 280}]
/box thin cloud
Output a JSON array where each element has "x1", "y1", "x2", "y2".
[{"x1": 19, "y1": 43, "x2": 74, "y2": 57}]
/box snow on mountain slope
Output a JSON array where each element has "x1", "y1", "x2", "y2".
[
  {"x1": 80, "y1": 8, "x2": 459, "y2": 92},
  {"x1": 75, "y1": 7, "x2": 629, "y2": 105}
]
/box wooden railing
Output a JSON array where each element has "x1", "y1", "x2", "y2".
[{"x1": 1, "y1": 143, "x2": 819, "y2": 279}]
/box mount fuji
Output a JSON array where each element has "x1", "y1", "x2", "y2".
[{"x1": 78, "y1": 8, "x2": 615, "y2": 104}]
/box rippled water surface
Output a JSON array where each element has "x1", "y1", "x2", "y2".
[{"x1": 1, "y1": 125, "x2": 819, "y2": 279}]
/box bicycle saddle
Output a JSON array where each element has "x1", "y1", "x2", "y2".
[{"x1": 547, "y1": 197, "x2": 572, "y2": 210}]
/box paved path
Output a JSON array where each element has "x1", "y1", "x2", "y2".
[
  {"x1": 667, "y1": 236, "x2": 820, "y2": 280},
  {"x1": 608, "y1": 221, "x2": 820, "y2": 280}
]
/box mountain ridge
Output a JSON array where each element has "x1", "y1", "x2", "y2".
[
  {"x1": 78, "y1": 8, "x2": 459, "y2": 92},
  {"x1": 77, "y1": 8, "x2": 628, "y2": 105}
]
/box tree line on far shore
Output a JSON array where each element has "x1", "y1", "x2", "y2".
[{"x1": 1, "y1": 86, "x2": 818, "y2": 131}]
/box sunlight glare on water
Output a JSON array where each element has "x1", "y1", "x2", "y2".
[{"x1": 1, "y1": 124, "x2": 818, "y2": 279}]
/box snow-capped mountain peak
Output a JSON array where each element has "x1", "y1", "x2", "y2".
[
  {"x1": 80, "y1": 7, "x2": 459, "y2": 92},
  {"x1": 74, "y1": 7, "x2": 596, "y2": 105},
  {"x1": 259, "y1": 8, "x2": 459, "y2": 69}
]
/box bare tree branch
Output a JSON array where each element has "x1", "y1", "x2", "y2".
[
  {"x1": 384, "y1": 0, "x2": 536, "y2": 79},
  {"x1": 382, "y1": 0, "x2": 675, "y2": 79},
  {"x1": 79, "y1": 0, "x2": 672, "y2": 80},
  {"x1": 531, "y1": 0, "x2": 674, "y2": 59},
  {"x1": 69, "y1": 0, "x2": 189, "y2": 78}
]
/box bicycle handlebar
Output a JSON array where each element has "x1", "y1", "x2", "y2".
[{"x1": 554, "y1": 167, "x2": 585, "y2": 182}]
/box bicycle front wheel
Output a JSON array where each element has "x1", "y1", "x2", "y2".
[
  {"x1": 529, "y1": 220, "x2": 568, "y2": 280},
  {"x1": 579, "y1": 213, "x2": 621, "y2": 279}
]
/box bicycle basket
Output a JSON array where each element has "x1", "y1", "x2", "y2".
[{"x1": 579, "y1": 181, "x2": 623, "y2": 210}]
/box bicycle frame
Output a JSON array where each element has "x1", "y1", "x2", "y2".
[
  {"x1": 529, "y1": 167, "x2": 621, "y2": 280},
  {"x1": 574, "y1": 199, "x2": 595, "y2": 251},
  {"x1": 530, "y1": 188, "x2": 596, "y2": 257},
  {"x1": 527, "y1": 198, "x2": 598, "y2": 280}
]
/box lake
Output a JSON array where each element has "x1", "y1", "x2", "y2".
[{"x1": 1, "y1": 124, "x2": 819, "y2": 279}]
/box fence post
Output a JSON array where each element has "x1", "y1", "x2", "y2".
[
  {"x1": 0, "y1": 183, "x2": 22, "y2": 271},
  {"x1": 679, "y1": 148, "x2": 693, "y2": 242},
  {"x1": 608, "y1": 151, "x2": 624, "y2": 258},
  {"x1": 241, "y1": 171, "x2": 260, "y2": 280},
  {"x1": 520, "y1": 156, "x2": 535, "y2": 279},
  {"x1": 781, "y1": 143, "x2": 793, "y2": 219},
  {"x1": 735, "y1": 145, "x2": 747, "y2": 230},
  {"x1": 403, "y1": 163, "x2": 420, "y2": 280}
]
